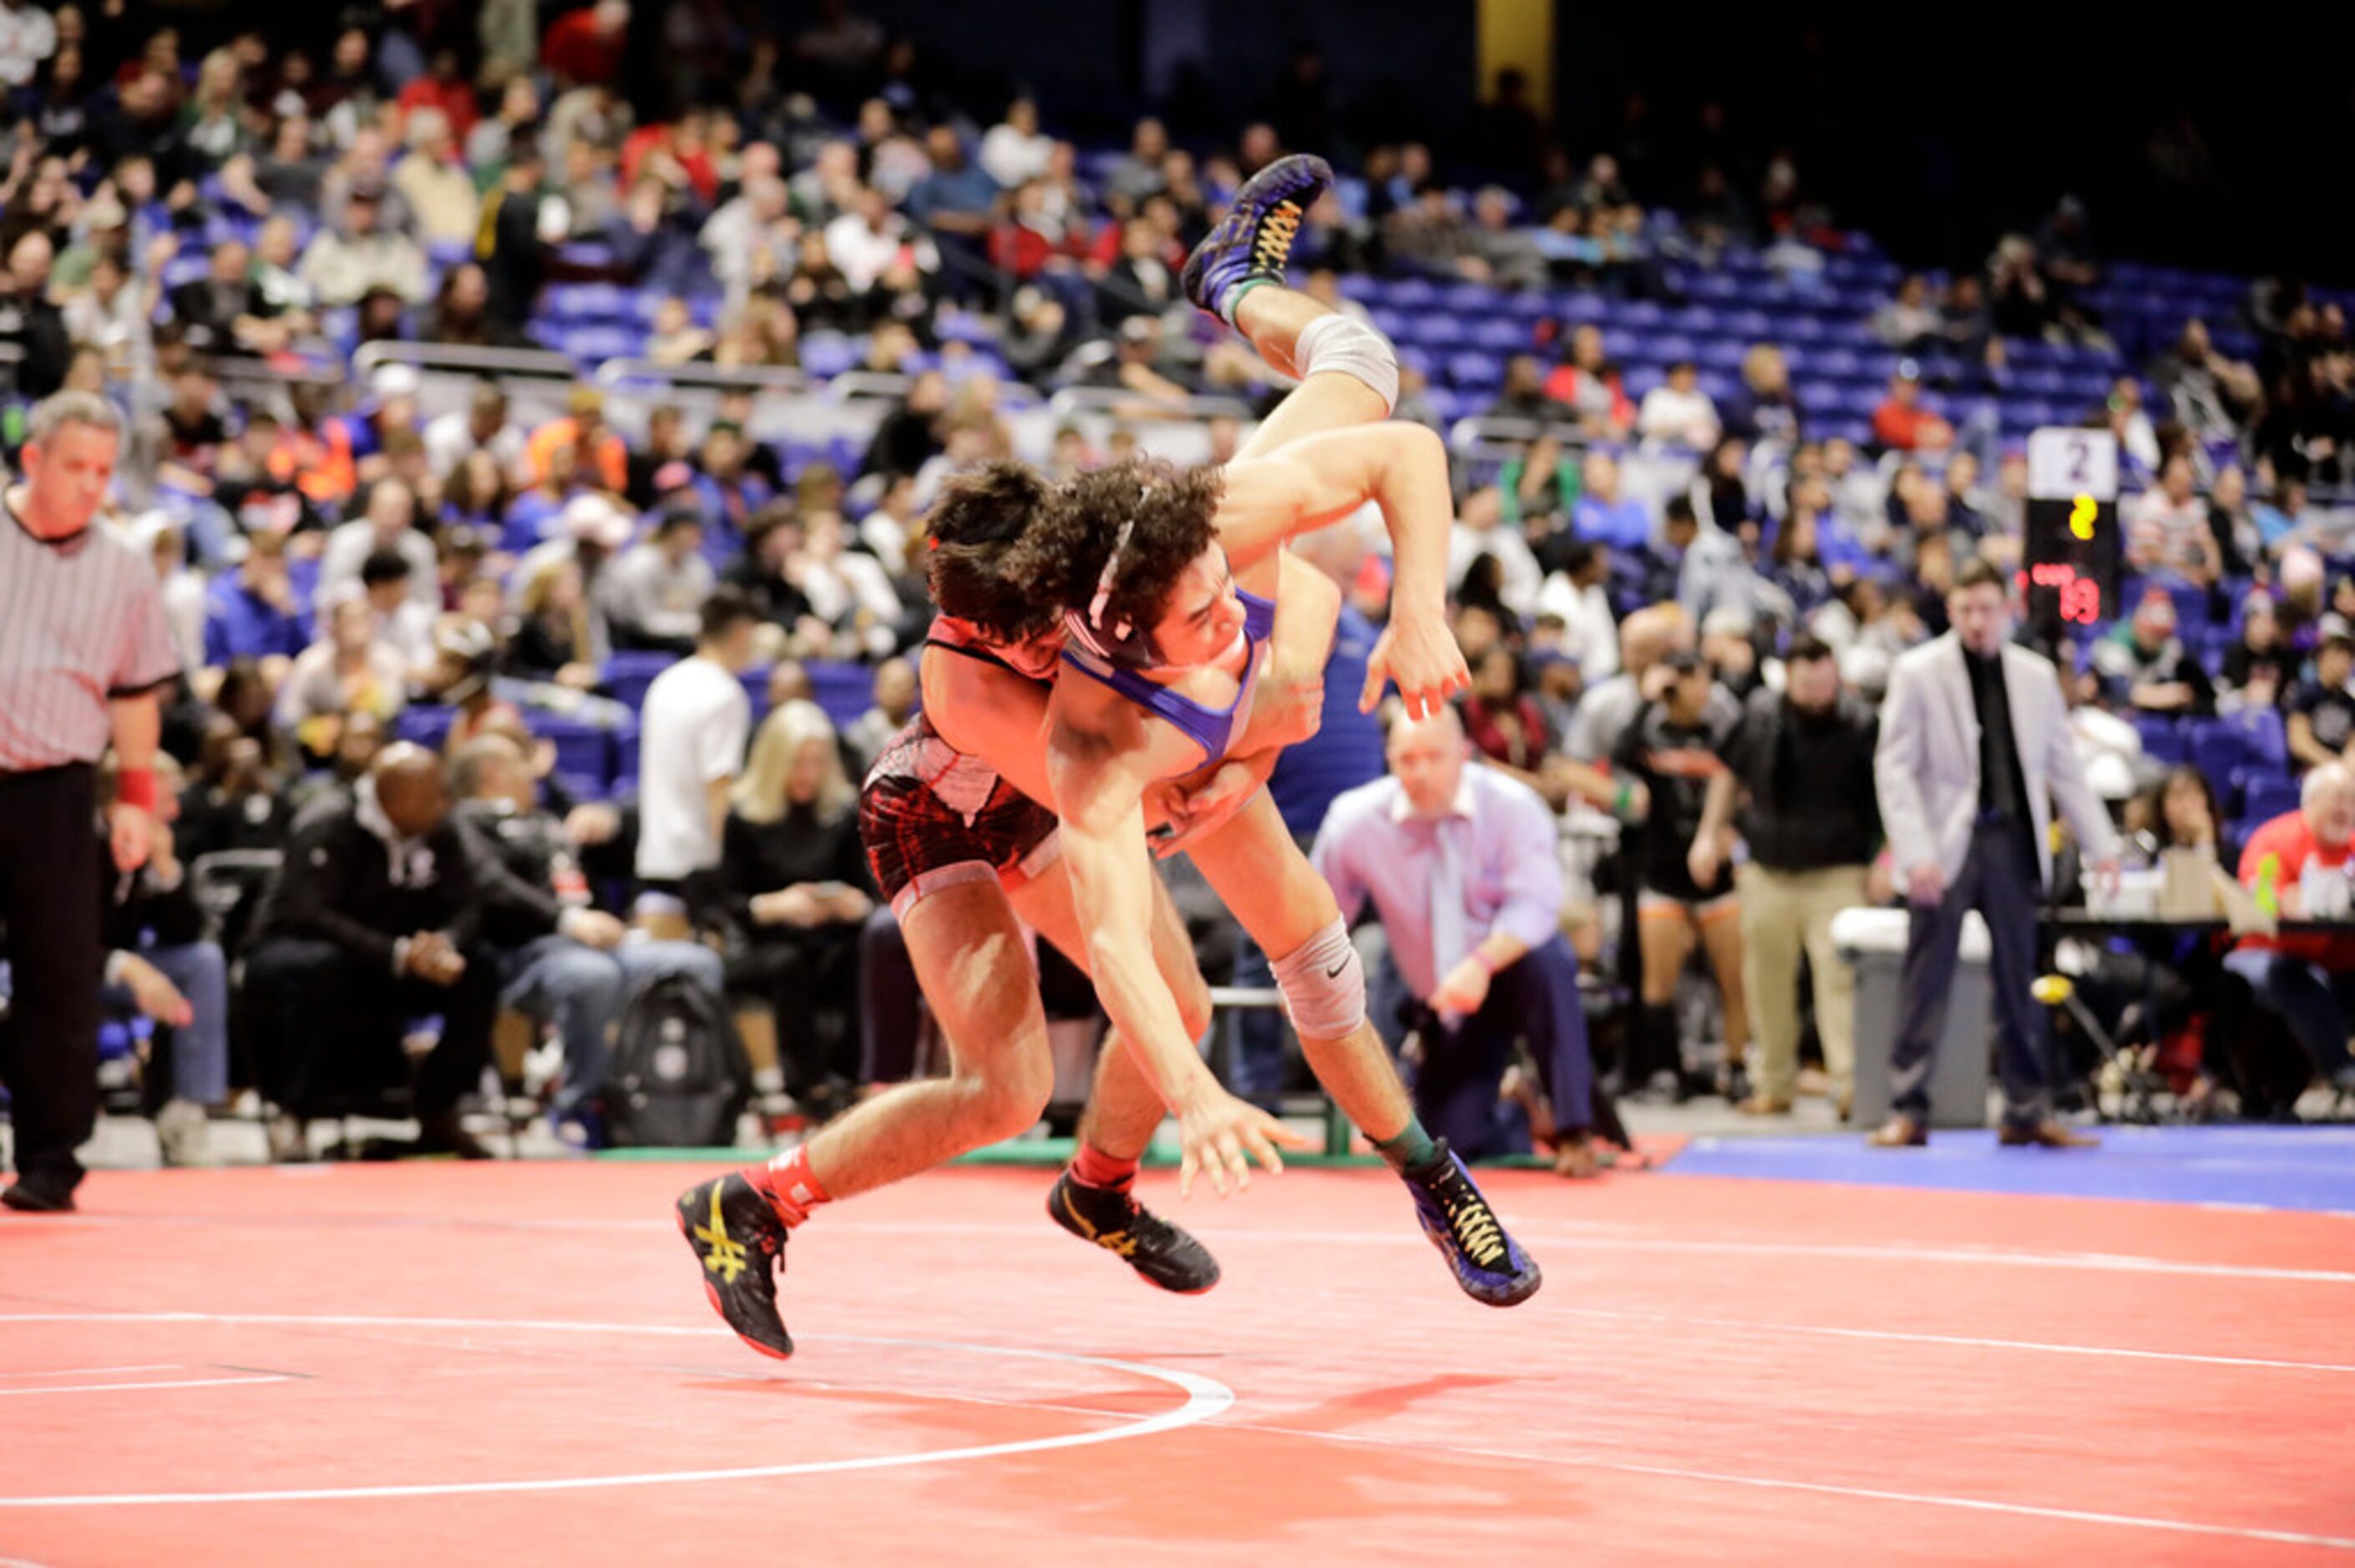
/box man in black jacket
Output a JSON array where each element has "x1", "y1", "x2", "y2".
[
  {"x1": 450, "y1": 735, "x2": 725, "y2": 1141},
  {"x1": 243, "y1": 744, "x2": 499, "y2": 1156},
  {"x1": 1691, "y1": 636, "x2": 1883, "y2": 1118}
]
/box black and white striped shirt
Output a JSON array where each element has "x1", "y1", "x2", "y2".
[{"x1": 0, "y1": 499, "x2": 181, "y2": 771}]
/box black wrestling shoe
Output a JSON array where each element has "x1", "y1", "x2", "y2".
[
  {"x1": 1048, "y1": 1171, "x2": 1220, "y2": 1294},
  {"x1": 1181, "y1": 152, "x2": 1333, "y2": 321},
  {"x1": 676, "y1": 1173, "x2": 793, "y2": 1359},
  {"x1": 1400, "y1": 1141, "x2": 1542, "y2": 1308},
  {"x1": 2, "y1": 1179, "x2": 76, "y2": 1214}
]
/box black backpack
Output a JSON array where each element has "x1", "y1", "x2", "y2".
[{"x1": 605, "y1": 973, "x2": 752, "y2": 1149}]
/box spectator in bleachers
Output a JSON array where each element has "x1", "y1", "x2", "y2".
[
  {"x1": 2102, "y1": 374, "x2": 2163, "y2": 476},
  {"x1": 1383, "y1": 180, "x2": 1474, "y2": 276},
  {"x1": 2225, "y1": 763, "x2": 2355, "y2": 1100},
  {"x1": 276, "y1": 594, "x2": 409, "y2": 763},
  {"x1": 477, "y1": 134, "x2": 554, "y2": 322},
  {"x1": 2155, "y1": 318, "x2": 2261, "y2": 443},
  {"x1": 979, "y1": 95, "x2": 1052, "y2": 190},
  {"x1": 1721, "y1": 343, "x2": 1801, "y2": 448},
  {"x1": 721, "y1": 503, "x2": 818, "y2": 644},
  {"x1": 452, "y1": 732, "x2": 725, "y2": 1141},
  {"x1": 2286, "y1": 633, "x2": 2355, "y2": 773},
  {"x1": 842, "y1": 656, "x2": 915, "y2": 779},
  {"x1": 1692, "y1": 434, "x2": 1753, "y2": 533},
  {"x1": 2094, "y1": 588, "x2": 2215, "y2": 716},
  {"x1": 698, "y1": 172, "x2": 796, "y2": 307},
  {"x1": 422, "y1": 262, "x2": 534, "y2": 350},
  {"x1": 721, "y1": 699, "x2": 874, "y2": 1106},
  {"x1": 1487, "y1": 352, "x2": 1566, "y2": 424},
  {"x1": 296, "y1": 180, "x2": 425, "y2": 308},
  {"x1": 165, "y1": 237, "x2": 261, "y2": 354},
  {"x1": 1871, "y1": 361, "x2": 1952, "y2": 453},
  {"x1": 526, "y1": 387, "x2": 630, "y2": 494},
  {"x1": 635, "y1": 588, "x2": 759, "y2": 932},
  {"x1": 1535, "y1": 539, "x2": 1620, "y2": 678},
  {"x1": 1872, "y1": 275, "x2": 1942, "y2": 353},
  {"x1": 1103, "y1": 116, "x2": 1169, "y2": 208},
  {"x1": 244, "y1": 743, "x2": 501, "y2": 1158},
  {"x1": 1559, "y1": 449, "x2": 1643, "y2": 554},
  {"x1": 250, "y1": 112, "x2": 329, "y2": 215},
  {"x1": 542, "y1": 0, "x2": 631, "y2": 89},
  {"x1": 201, "y1": 525, "x2": 305, "y2": 671},
  {"x1": 506, "y1": 554, "x2": 606, "y2": 689},
  {"x1": 391, "y1": 108, "x2": 479, "y2": 250},
  {"x1": 0, "y1": 225, "x2": 69, "y2": 396},
  {"x1": 1768, "y1": 493, "x2": 1835, "y2": 617},
  {"x1": 1451, "y1": 485, "x2": 1542, "y2": 621},
  {"x1": 424, "y1": 385, "x2": 528, "y2": 488},
  {"x1": 601, "y1": 507, "x2": 713, "y2": 655},
  {"x1": 1542, "y1": 323, "x2": 1633, "y2": 439},
  {"x1": 2125, "y1": 453, "x2": 2223, "y2": 589},
  {"x1": 317, "y1": 474, "x2": 437, "y2": 613},
  {"x1": 2219, "y1": 593, "x2": 2291, "y2": 714},
  {"x1": 357, "y1": 549, "x2": 438, "y2": 674},
  {"x1": 796, "y1": 508, "x2": 906, "y2": 659},
  {"x1": 1638, "y1": 360, "x2": 1722, "y2": 450},
  {"x1": 1463, "y1": 186, "x2": 1546, "y2": 292}
]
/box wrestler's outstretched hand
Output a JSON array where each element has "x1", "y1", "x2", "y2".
[
  {"x1": 1363, "y1": 608, "x2": 1471, "y2": 720},
  {"x1": 1175, "y1": 1088, "x2": 1312, "y2": 1199}
]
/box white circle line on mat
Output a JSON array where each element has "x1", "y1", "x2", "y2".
[{"x1": 0, "y1": 1313, "x2": 1233, "y2": 1508}]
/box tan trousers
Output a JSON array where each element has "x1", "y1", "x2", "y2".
[{"x1": 1736, "y1": 862, "x2": 1868, "y2": 1101}]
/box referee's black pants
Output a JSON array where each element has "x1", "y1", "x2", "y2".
[{"x1": 0, "y1": 763, "x2": 102, "y2": 1196}]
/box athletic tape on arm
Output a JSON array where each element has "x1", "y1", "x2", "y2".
[
  {"x1": 1269, "y1": 917, "x2": 1367, "y2": 1039},
  {"x1": 1292, "y1": 314, "x2": 1399, "y2": 415}
]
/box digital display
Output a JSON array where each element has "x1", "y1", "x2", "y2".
[
  {"x1": 2021, "y1": 493, "x2": 2120, "y2": 628},
  {"x1": 2020, "y1": 427, "x2": 2121, "y2": 631}
]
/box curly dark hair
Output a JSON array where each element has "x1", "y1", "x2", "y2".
[
  {"x1": 926, "y1": 460, "x2": 1056, "y2": 641},
  {"x1": 1012, "y1": 459, "x2": 1224, "y2": 665}
]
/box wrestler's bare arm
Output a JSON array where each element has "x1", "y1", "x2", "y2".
[{"x1": 1213, "y1": 422, "x2": 1466, "y2": 716}]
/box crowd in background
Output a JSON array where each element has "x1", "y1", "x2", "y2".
[{"x1": 6, "y1": 0, "x2": 2353, "y2": 1164}]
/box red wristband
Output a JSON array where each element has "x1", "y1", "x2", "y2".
[{"x1": 116, "y1": 767, "x2": 158, "y2": 811}]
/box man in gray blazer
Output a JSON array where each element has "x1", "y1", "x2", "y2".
[{"x1": 1870, "y1": 557, "x2": 2121, "y2": 1147}]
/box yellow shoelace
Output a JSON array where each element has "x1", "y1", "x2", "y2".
[
  {"x1": 1446, "y1": 1194, "x2": 1507, "y2": 1268},
  {"x1": 1252, "y1": 202, "x2": 1303, "y2": 271}
]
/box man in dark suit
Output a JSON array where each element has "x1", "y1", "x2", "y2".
[{"x1": 244, "y1": 743, "x2": 499, "y2": 1157}]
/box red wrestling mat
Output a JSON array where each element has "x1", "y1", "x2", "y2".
[{"x1": 3, "y1": 1160, "x2": 2349, "y2": 1565}]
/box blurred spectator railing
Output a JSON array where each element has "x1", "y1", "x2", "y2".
[
  {"x1": 1045, "y1": 387, "x2": 1259, "y2": 422},
  {"x1": 595, "y1": 361, "x2": 812, "y2": 397},
  {"x1": 352, "y1": 341, "x2": 582, "y2": 383},
  {"x1": 352, "y1": 341, "x2": 587, "y2": 428}
]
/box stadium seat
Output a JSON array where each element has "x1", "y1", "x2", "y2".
[
  {"x1": 2241, "y1": 773, "x2": 2302, "y2": 825},
  {"x1": 2132, "y1": 713, "x2": 2187, "y2": 763}
]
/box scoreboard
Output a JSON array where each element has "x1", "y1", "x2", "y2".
[{"x1": 2021, "y1": 427, "x2": 2120, "y2": 629}]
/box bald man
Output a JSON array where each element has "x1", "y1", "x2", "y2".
[
  {"x1": 245, "y1": 742, "x2": 501, "y2": 1157},
  {"x1": 1313, "y1": 706, "x2": 1600, "y2": 1176}
]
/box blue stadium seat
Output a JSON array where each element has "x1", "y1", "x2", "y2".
[
  {"x1": 601, "y1": 651, "x2": 677, "y2": 712},
  {"x1": 2189, "y1": 723, "x2": 2251, "y2": 810},
  {"x1": 397, "y1": 706, "x2": 454, "y2": 751},
  {"x1": 533, "y1": 716, "x2": 615, "y2": 786},
  {"x1": 2241, "y1": 773, "x2": 2302, "y2": 826},
  {"x1": 2132, "y1": 713, "x2": 2187, "y2": 763}
]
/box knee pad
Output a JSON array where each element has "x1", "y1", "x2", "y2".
[
  {"x1": 1293, "y1": 313, "x2": 1399, "y2": 415},
  {"x1": 1270, "y1": 918, "x2": 1368, "y2": 1039}
]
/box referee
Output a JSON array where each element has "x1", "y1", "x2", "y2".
[{"x1": 0, "y1": 392, "x2": 180, "y2": 1213}]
